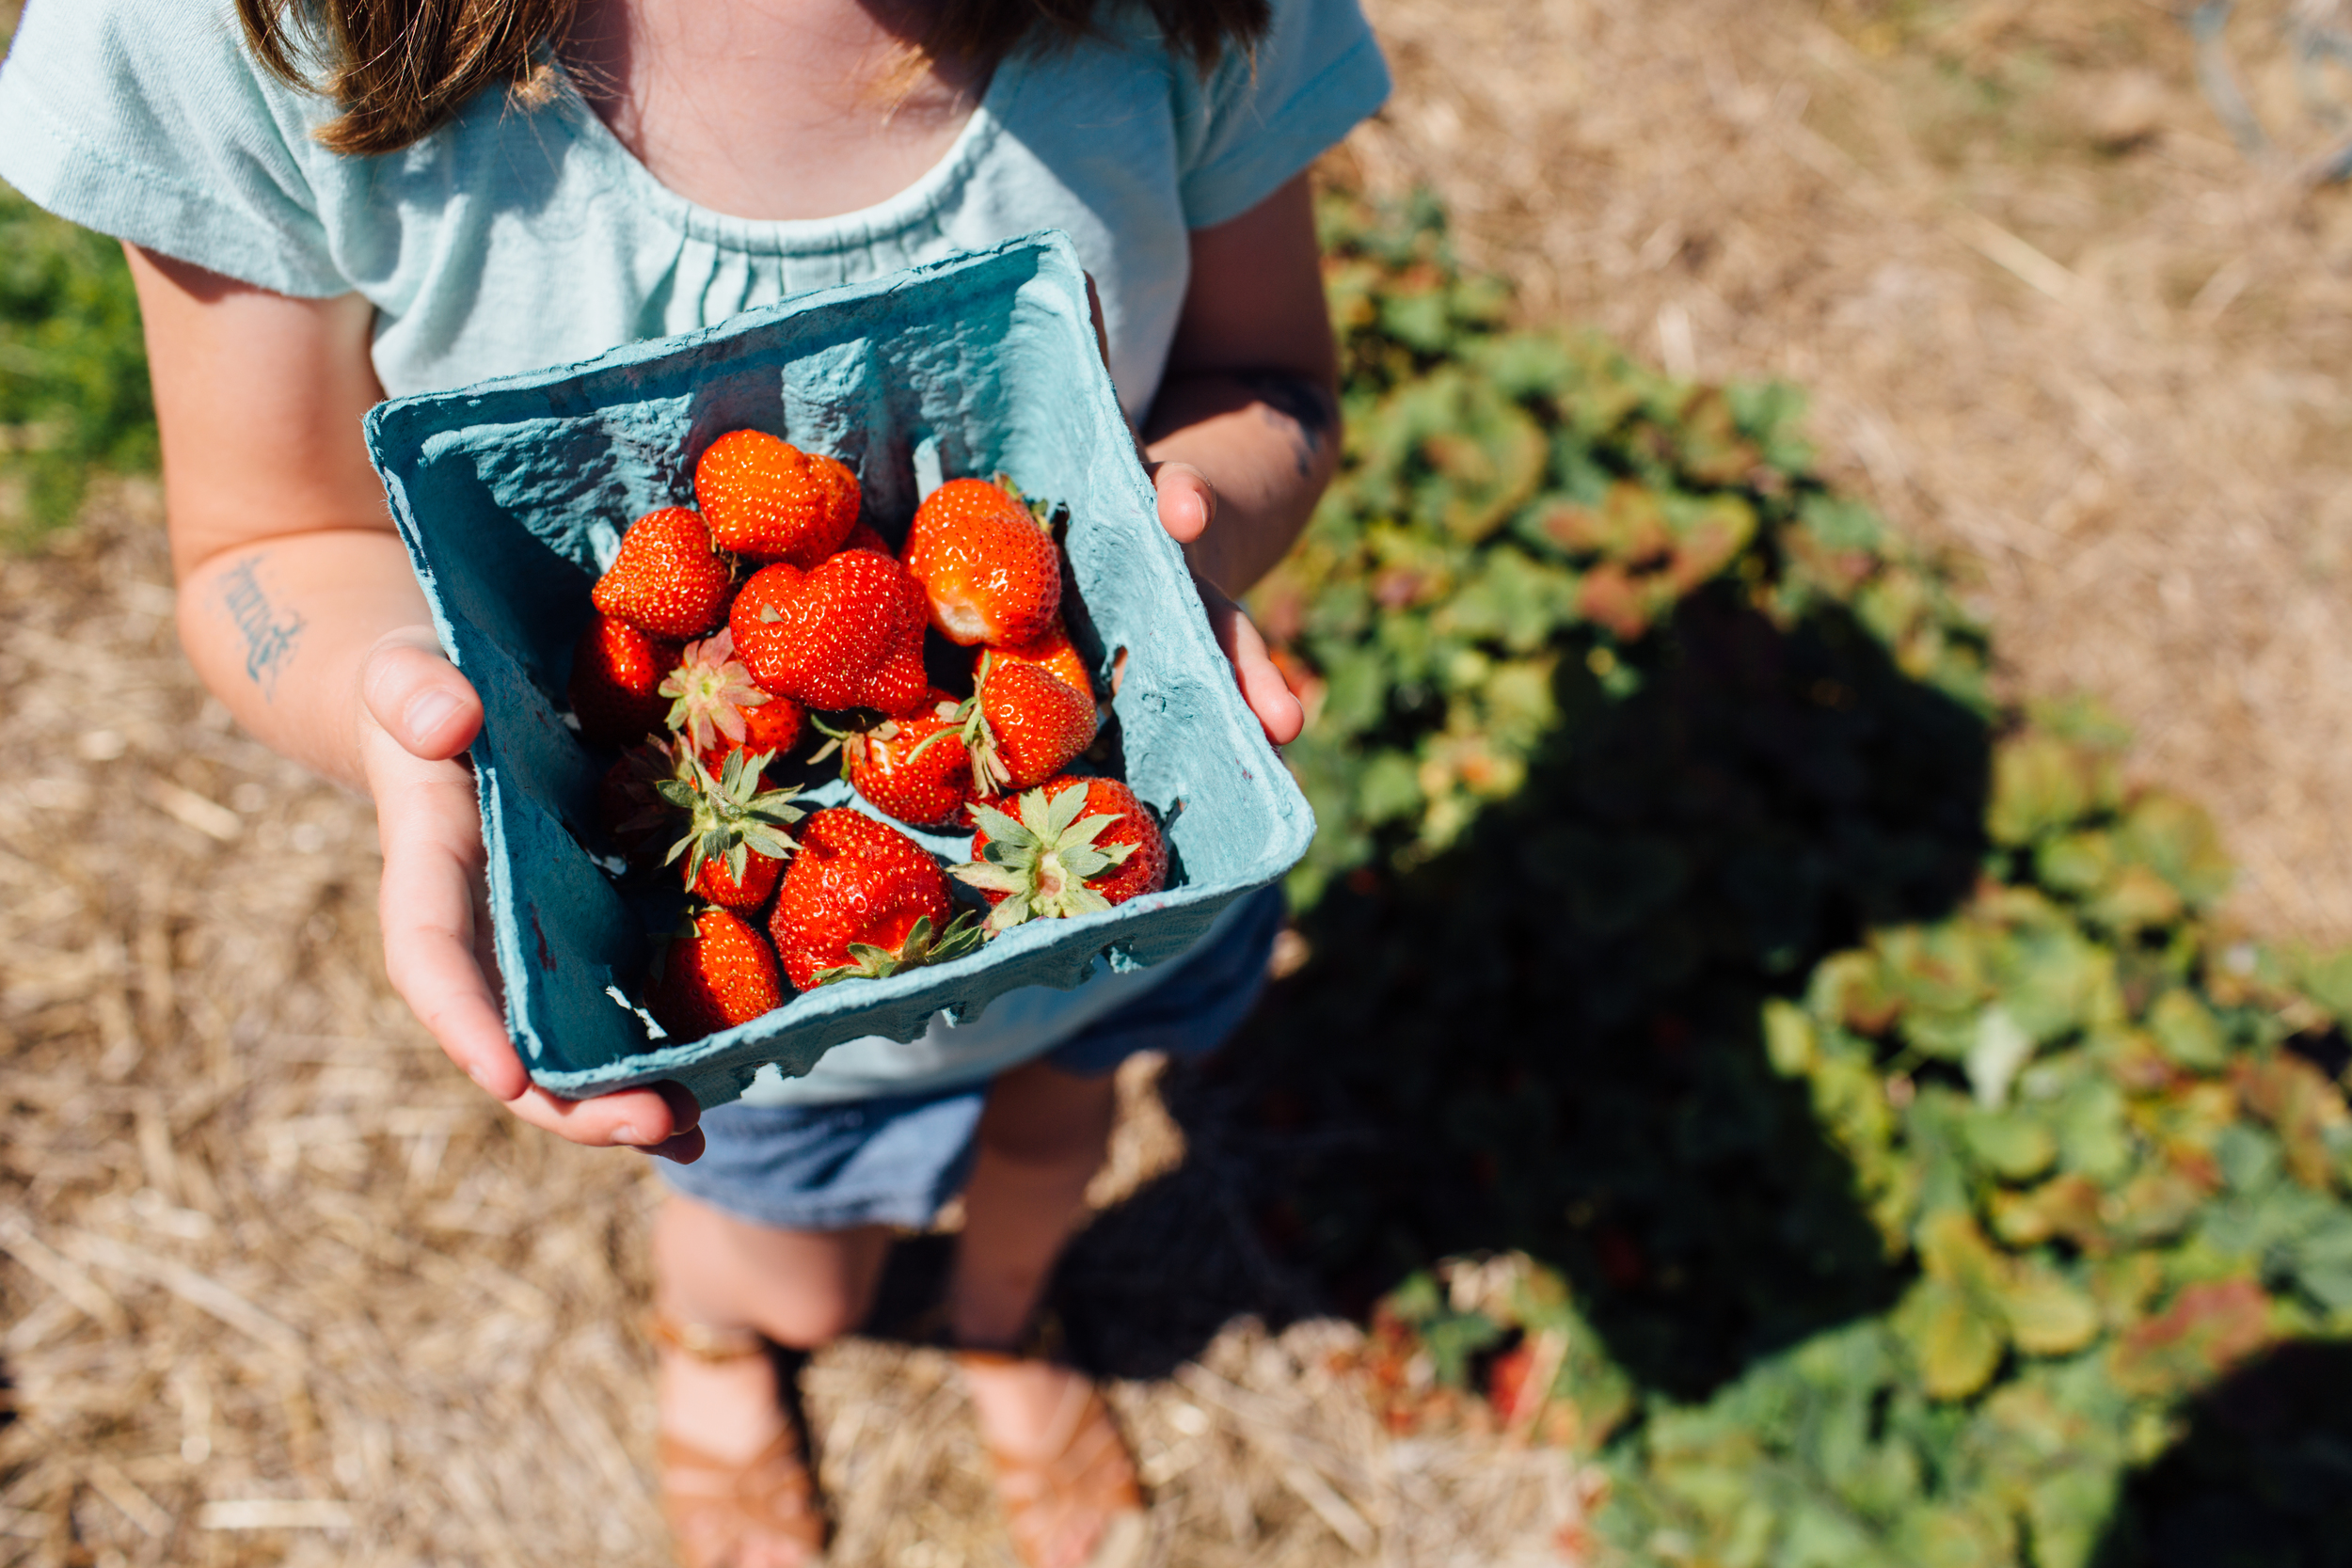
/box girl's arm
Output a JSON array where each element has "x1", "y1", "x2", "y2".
[
  {"x1": 1141, "y1": 172, "x2": 1341, "y2": 747},
  {"x1": 125, "y1": 246, "x2": 703, "y2": 1160}
]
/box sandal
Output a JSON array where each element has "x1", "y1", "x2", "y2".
[
  {"x1": 649, "y1": 1314, "x2": 827, "y2": 1568},
  {"x1": 954, "y1": 1321, "x2": 1148, "y2": 1568}
]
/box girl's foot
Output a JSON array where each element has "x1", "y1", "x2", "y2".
[
  {"x1": 652, "y1": 1317, "x2": 825, "y2": 1568},
  {"x1": 956, "y1": 1348, "x2": 1147, "y2": 1568}
]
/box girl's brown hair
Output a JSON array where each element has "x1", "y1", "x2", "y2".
[{"x1": 238, "y1": 0, "x2": 1272, "y2": 158}]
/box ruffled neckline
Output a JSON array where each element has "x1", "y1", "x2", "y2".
[{"x1": 545, "y1": 51, "x2": 1023, "y2": 256}]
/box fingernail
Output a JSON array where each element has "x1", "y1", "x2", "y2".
[
  {"x1": 405, "y1": 690, "x2": 462, "y2": 740},
  {"x1": 613, "y1": 1123, "x2": 642, "y2": 1147},
  {"x1": 467, "y1": 1064, "x2": 490, "y2": 1090}
]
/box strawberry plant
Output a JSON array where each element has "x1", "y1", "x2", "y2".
[{"x1": 1226, "y1": 190, "x2": 2352, "y2": 1565}]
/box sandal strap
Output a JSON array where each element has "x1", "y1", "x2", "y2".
[
  {"x1": 646, "y1": 1311, "x2": 767, "y2": 1364},
  {"x1": 659, "y1": 1429, "x2": 825, "y2": 1568},
  {"x1": 953, "y1": 1359, "x2": 1143, "y2": 1568}
]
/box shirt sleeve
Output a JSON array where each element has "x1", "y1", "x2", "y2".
[
  {"x1": 0, "y1": 0, "x2": 349, "y2": 296},
  {"x1": 1173, "y1": 0, "x2": 1391, "y2": 230}
]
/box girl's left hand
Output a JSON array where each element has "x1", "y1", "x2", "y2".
[{"x1": 1152, "y1": 460, "x2": 1305, "y2": 746}]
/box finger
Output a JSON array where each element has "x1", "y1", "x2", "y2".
[
  {"x1": 640, "y1": 1126, "x2": 707, "y2": 1164},
  {"x1": 1224, "y1": 609, "x2": 1306, "y2": 746},
  {"x1": 361, "y1": 628, "x2": 484, "y2": 761},
  {"x1": 505, "y1": 1083, "x2": 692, "y2": 1150},
  {"x1": 368, "y1": 738, "x2": 529, "y2": 1100},
  {"x1": 1196, "y1": 581, "x2": 1305, "y2": 746},
  {"x1": 1152, "y1": 461, "x2": 1215, "y2": 546},
  {"x1": 656, "y1": 1079, "x2": 705, "y2": 1136}
]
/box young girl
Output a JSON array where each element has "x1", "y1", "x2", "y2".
[{"x1": 0, "y1": 0, "x2": 1385, "y2": 1561}]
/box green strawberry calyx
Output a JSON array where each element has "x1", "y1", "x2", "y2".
[
  {"x1": 950, "y1": 783, "x2": 1137, "y2": 934},
  {"x1": 660, "y1": 749, "x2": 803, "y2": 888},
  {"x1": 810, "y1": 911, "x2": 985, "y2": 987},
  {"x1": 931, "y1": 653, "x2": 1011, "y2": 796}
]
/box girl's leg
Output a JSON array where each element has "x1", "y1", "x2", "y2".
[
  {"x1": 652, "y1": 1192, "x2": 892, "y2": 1459},
  {"x1": 950, "y1": 1056, "x2": 1118, "y2": 1345},
  {"x1": 949, "y1": 1058, "x2": 1144, "y2": 1568},
  {"x1": 948, "y1": 1055, "x2": 1120, "y2": 1440}
]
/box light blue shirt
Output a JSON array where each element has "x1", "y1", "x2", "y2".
[
  {"x1": 0, "y1": 0, "x2": 1385, "y2": 1100},
  {"x1": 0, "y1": 0, "x2": 1389, "y2": 417}
]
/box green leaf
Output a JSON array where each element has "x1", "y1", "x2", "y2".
[
  {"x1": 967, "y1": 800, "x2": 1028, "y2": 846},
  {"x1": 1057, "y1": 847, "x2": 1114, "y2": 879},
  {"x1": 2147, "y1": 989, "x2": 2229, "y2": 1072},
  {"x1": 1901, "y1": 1280, "x2": 2006, "y2": 1402},
  {"x1": 1761, "y1": 999, "x2": 1816, "y2": 1076},
  {"x1": 2284, "y1": 1211, "x2": 2352, "y2": 1312},
  {"x1": 2000, "y1": 1271, "x2": 2100, "y2": 1357},
  {"x1": 1988, "y1": 735, "x2": 2099, "y2": 847},
  {"x1": 951, "y1": 862, "x2": 1026, "y2": 895},
  {"x1": 2022, "y1": 1465, "x2": 2118, "y2": 1568},
  {"x1": 1963, "y1": 1110, "x2": 2058, "y2": 1183},
  {"x1": 1354, "y1": 751, "x2": 1422, "y2": 825},
  {"x1": 2114, "y1": 793, "x2": 2234, "y2": 910},
  {"x1": 1042, "y1": 782, "x2": 1091, "y2": 838}
]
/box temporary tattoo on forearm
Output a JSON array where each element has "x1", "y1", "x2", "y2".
[
  {"x1": 218, "y1": 556, "x2": 306, "y2": 700},
  {"x1": 1235, "y1": 370, "x2": 1338, "y2": 480}
]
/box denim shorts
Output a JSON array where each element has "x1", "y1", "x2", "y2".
[{"x1": 657, "y1": 887, "x2": 1282, "y2": 1232}]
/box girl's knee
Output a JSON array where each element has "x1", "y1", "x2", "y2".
[
  {"x1": 750, "y1": 1286, "x2": 872, "y2": 1351},
  {"x1": 654, "y1": 1196, "x2": 886, "y2": 1347}
]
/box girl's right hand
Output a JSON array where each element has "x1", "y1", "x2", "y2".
[
  {"x1": 361, "y1": 628, "x2": 706, "y2": 1163},
  {"x1": 126, "y1": 247, "x2": 702, "y2": 1160}
]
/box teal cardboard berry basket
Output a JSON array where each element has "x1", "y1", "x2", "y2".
[{"x1": 364, "y1": 231, "x2": 1313, "y2": 1109}]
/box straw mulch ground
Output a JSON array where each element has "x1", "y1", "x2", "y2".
[
  {"x1": 0, "y1": 505, "x2": 1591, "y2": 1560},
  {"x1": 1352, "y1": 0, "x2": 2352, "y2": 941}
]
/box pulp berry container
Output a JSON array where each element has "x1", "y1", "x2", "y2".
[{"x1": 364, "y1": 230, "x2": 1313, "y2": 1110}]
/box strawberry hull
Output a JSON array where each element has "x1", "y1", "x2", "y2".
[{"x1": 364, "y1": 232, "x2": 1314, "y2": 1110}]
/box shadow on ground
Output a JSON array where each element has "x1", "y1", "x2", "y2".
[
  {"x1": 1035, "y1": 582, "x2": 1991, "y2": 1401},
  {"x1": 2091, "y1": 1338, "x2": 2352, "y2": 1568}
]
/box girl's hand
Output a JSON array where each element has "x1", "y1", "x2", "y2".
[
  {"x1": 361, "y1": 628, "x2": 706, "y2": 1163},
  {"x1": 1151, "y1": 462, "x2": 1305, "y2": 746},
  {"x1": 128, "y1": 248, "x2": 704, "y2": 1161},
  {"x1": 1137, "y1": 174, "x2": 1338, "y2": 750}
]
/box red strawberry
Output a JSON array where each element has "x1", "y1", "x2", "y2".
[
  {"x1": 902, "y1": 477, "x2": 1061, "y2": 647},
  {"x1": 659, "y1": 628, "x2": 806, "y2": 770},
  {"x1": 596, "y1": 736, "x2": 691, "y2": 864},
  {"x1": 650, "y1": 908, "x2": 787, "y2": 1038},
  {"x1": 659, "y1": 750, "x2": 804, "y2": 911},
  {"x1": 768, "y1": 808, "x2": 980, "y2": 990},
  {"x1": 724, "y1": 691, "x2": 806, "y2": 767},
  {"x1": 949, "y1": 654, "x2": 1098, "y2": 797},
  {"x1": 823, "y1": 693, "x2": 974, "y2": 830},
  {"x1": 695, "y1": 431, "x2": 859, "y2": 567},
  {"x1": 955, "y1": 777, "x2": 1168, "y2": 932},
  {"x1": 591, "y1": 507, "x2": 735, "y2": 640},
  {"x1": 842, "y1": 520, "x2": 894, "y2": 556},
  {"x1": 729, "y1": 553, "x2": 930, "y2": 717},
  {"x1": 569, "y1": 614, "x2": 682, "y2": 746},
  {"x1": 988, "y1": 615, "x2": 1095, "y2": 701}
]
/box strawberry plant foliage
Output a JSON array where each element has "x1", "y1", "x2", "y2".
[{"x1": 1243, "y1": 191, "x2": 2352, "y2": 1565}]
